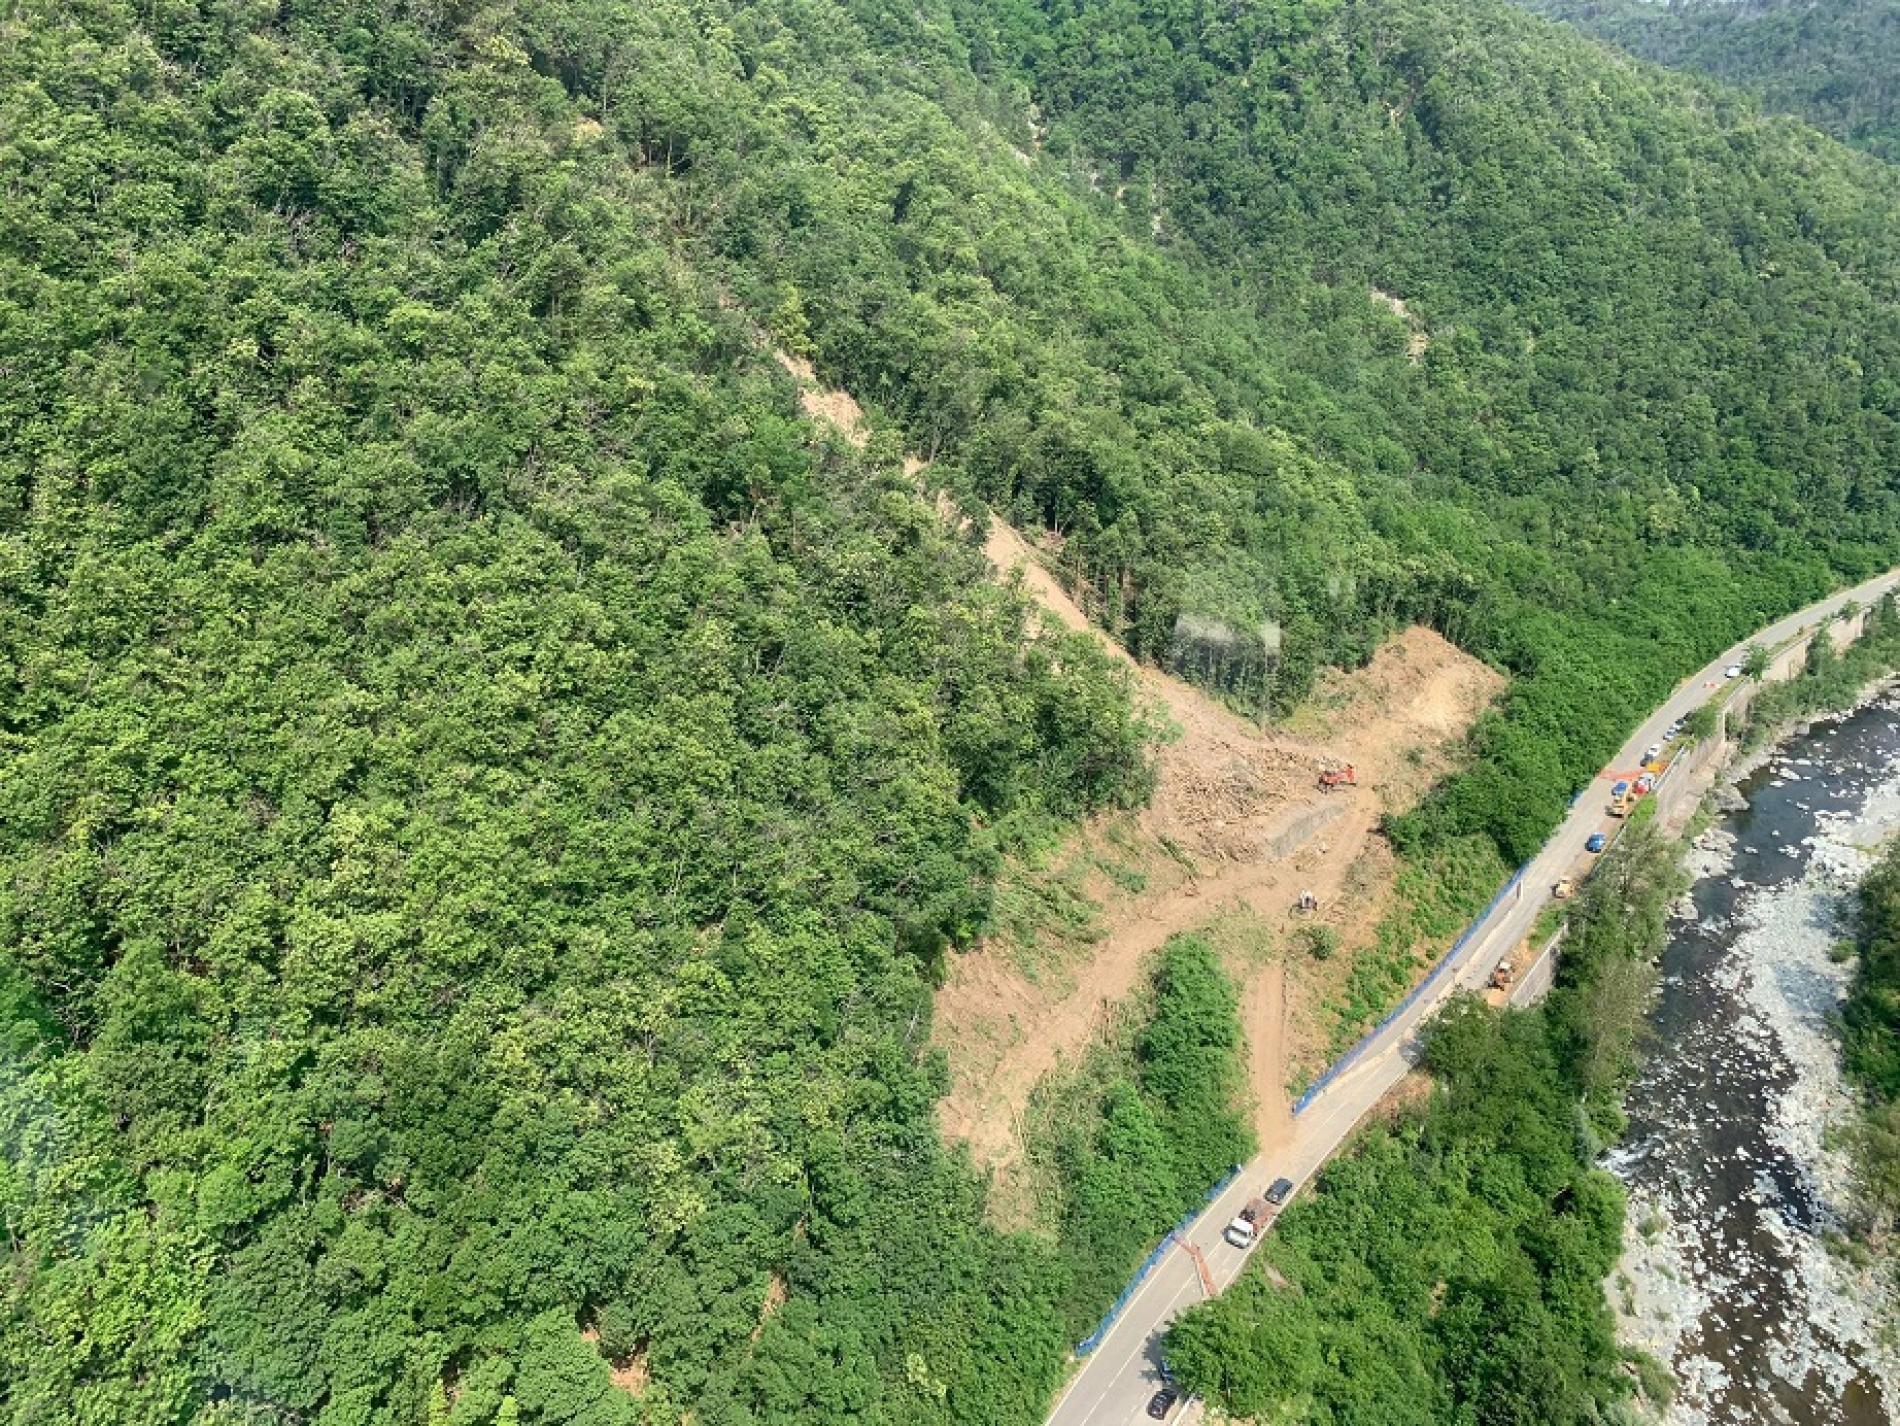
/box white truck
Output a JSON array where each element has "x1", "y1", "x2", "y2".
[
  {"x1": 1223, "y1": 1197, "x2": 1269, "y2": 1248},
  {"x1": 1223, "y1": 1177, "x2": 1296, "y2": 1248}
]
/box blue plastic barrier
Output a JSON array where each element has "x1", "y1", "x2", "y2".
[
  {"x1": 1074, "y1": 1163, "x2": 1244, "y2": 1357},
  {"x1": 1291, "y1": 752, "x2": 1693, "y2": 1115},
  {"x1": 1292, "y1": 863, "x2": 1529, "y2": 1114}
]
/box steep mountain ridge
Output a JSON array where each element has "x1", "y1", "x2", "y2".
[
  {"x1": 1516, "y1": 0, "x2": 1900, "y2": 161},
  {"x1": 2, "y1": 2, "x2": 1899, "y2": 1425}
]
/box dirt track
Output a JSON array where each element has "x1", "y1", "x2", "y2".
[
  {"x1": 766, "y1": 347, "x2": 1503, "y2": 1185},
  {"x1": 940, "y1": 517, "x2": 1502, "y2": 1177},
  {"x1": 1243, "y1": 960, "x2": 1292, "y2": 1151}
]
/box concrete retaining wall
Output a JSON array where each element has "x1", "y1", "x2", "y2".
[
  {"x1": 1624, "y1": 607, "x2": 1868, "y2": 843},
  {"x1": 1649, "y1": 727, "x2": 1724, "y2": 829},
  {"x1": 1509, "y1": 927, "x2": 1565, "y2": 1007},
  {"x1": 1765, "y1": 638, "x2": 1809, "y2": 685},
  {"x1": 1832, "y1": 605, "x2": 1871, "y2": 651},
  {"x1": 1266, "y1": 797, "x2": 1351, "y2": 861}
]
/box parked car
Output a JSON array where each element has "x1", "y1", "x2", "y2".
[
  {"x1": 1265, "y1": 1176, "x2": 1296, "y2": 1206},
  {"x1": 1725, "y1": 663, "x2": 1744, "y2": 679},
  {"x1": 1147, "y1": 1386, "x2": 1181, "y2": 1420},
  {"x1": 1642, "y1": 743, "x2": 1663, "y2": 764},
  {"x1": 1664, "y1": 721, "x2": 1682, "y2": 741},
  {"x1": 1586, "y1": 832, "x2": 1607, "y2": 853}
]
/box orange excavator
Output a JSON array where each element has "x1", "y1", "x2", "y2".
[{"x1": 1318, "y1": 763, "x2": 1357, "y2": 792}]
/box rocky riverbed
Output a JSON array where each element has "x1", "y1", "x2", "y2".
[{"x1": 1608, "y1": 694, "x2": 1900, "y2": 1426}]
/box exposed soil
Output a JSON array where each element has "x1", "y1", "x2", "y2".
[
  {"x1": 1276, "y1": 832, "x2": 1403, "y2": 1080},
  {"x1": 1370, "y1": 286, "x2": 1431, "y2": 361},
  {"x1": 582, "y1": 1326, "x2": 650, "y2": 1398},
  {"x1": 767, "y1": 346, "x2": 1506, "y2": 1202},
  {"x1": 983, "y1": 517, "x2": 1112, "y2": 645},
  {"x1": 1295, "y1": 630, "x2": 1506, "y2": 817},
  {"x1": 775, "y1": 350, "x2": 869, "y2": 445},
  {"x1": 750, "y1": 1272, "x2": 787, "y2": 1343},
  {"x1": 938, "y1": 522, "x2": 1505, "y2": 1189},
  {"x1": 1243, "y1": 959, "x2": 1292, "y2": 1149}
]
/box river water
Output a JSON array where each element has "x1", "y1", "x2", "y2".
[{"x1": 1609, "y1": 692, "x2": 1900, "y2": 1425}]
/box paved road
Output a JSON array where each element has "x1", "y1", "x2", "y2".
[{"x1": 1045, "y1": 569, "x2": 1900, "y2": 1426}]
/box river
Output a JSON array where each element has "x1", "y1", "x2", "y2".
[{"x1": 1609, "y1": 692, "x2": 1900, "y2": 1425}]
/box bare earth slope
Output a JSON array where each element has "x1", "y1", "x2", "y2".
[
  {"x1": 942, "y1": 521, "x2": 1503, "y2": 1177},
  {"x1": 769, "y1": 352, "x2": 1504, "y2": 1188}
]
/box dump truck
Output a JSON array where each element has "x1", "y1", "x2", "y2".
[
  {"x1": 1553, "y1": 877, "x2": 1577, "y2": 900},
  {"x1": 1224, "y1": 1196, "x2": 1272, "y2": 1248}
]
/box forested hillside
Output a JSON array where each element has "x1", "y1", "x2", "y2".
[
  {"x1": 4, "y1": 2, "x2": 1900, "y2": 1425},
  {"x1": 0, "y1": 6, "x2": 1156, "y2": 1423},
  {"x1": 1516, "y1": 0, "x2": 1900, "y2": 161},
  {"x1": 956, "y1": 0, "x2": 1900, "y2": 858}
]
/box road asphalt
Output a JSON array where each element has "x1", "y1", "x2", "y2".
[{"x1": 1044, "y1": 568, "x2": 1900, "y2": 1426}]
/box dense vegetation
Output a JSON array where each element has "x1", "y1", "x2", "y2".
[
  {"x1": 1167, "y1": 828, "x2": 1684, "y2": 1424},
  {"x1": 6, "y1": 0, "x2": 1900, "y2": 1423},
  {"x1": 1850, "y1": 852, "x2": 1900, "y2": 1105},
  {"x1": 1026, "y1": 936, "x2": 1252, "y2": 1336},
  {"x1": 1517, "y1": 0, "x2": 1900, "y2": 162},
  {"x1": 0, "y1": 6, "x2": 1163, "y2": 1424},
  {"x1": 1847, "y1": 840, "x2": 1900, "y2": 1234}
]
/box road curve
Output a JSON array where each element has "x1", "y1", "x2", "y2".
[{"x1": 1045, "y1": 568, "x2": 1900, "y2": 1426}]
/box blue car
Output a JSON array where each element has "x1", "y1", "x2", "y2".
[{"x1": 1585, "y1": 832, "x2": 1607, "y2": 853}]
